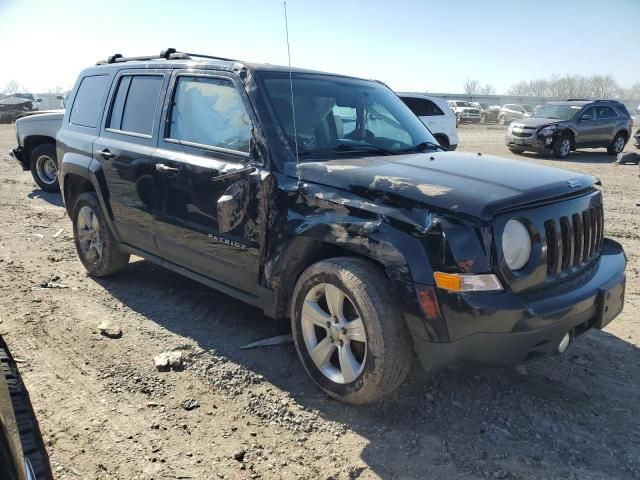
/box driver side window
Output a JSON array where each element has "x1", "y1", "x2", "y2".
[
  {"x1": 581, "y1": 107, "x2": 596, "y2": 121},
  {"x1": 169, "y1": 76, "x2": 252, "y2": 153}
]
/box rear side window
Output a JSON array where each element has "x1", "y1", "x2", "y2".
[
  {"x1": 401, "y1": 98, "x2": 444, "y2": 117},
  {"x1": 108, "y1": 75, "x2": 163, "y2": 135},
  {"x1": 168, "y1": 76, "x2": 252, "y2": 153},
  {"x1": 70, "y1": 75, "x2": 110, "y2": 128},
  {"x1": 596, "y1": 106, "x2": 618, "y2": 119}
]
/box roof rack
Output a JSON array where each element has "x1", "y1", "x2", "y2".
[
  {"x1": 594, "y1": 99, "x2": 622, "y2": 104},
  {"x1": 565, "y1": 98, "x2": 590, "y2": 101},
  {"x1": 96, "y1": 48, "x2": 237, "y2": 65}
]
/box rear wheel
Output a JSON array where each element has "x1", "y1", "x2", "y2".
[
  {"x1": 72, "y1": 192, "x2": 129, "y2": 276},
  {"x1": 553, "y1": 134, "x2": 572, "y2": 159},
  {"x1": 29, "y1": 144, "x2": 59, "y2": 192},
  {"x1": 291, "y1": 258, "x2": 413, "y2": 405},
  {"x1": 607, "y1": 133, "x2": 626, "y2": 155}
]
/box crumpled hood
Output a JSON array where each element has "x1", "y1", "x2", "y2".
[
  {"x1": 511, "y1": 117, "x2": 563, "y2": 128},
  {"x1": 298, "y1": 152, "x2": 596, "y2": 221}
]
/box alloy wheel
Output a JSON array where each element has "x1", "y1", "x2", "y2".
[
  {"x1": 76, "y1": 206, "x2": 103, "y2": 262},
  {"x1": 560, "y1": 139, "x2": 571, "y2": 157},
  {"x1": 300, "y1": 283, "x2": 367, "y2": 384},
  {"x1": 613, "y1": 136, "x2": 625, "y2": 153}
]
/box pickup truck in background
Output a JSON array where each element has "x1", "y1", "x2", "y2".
[{"x1": 9, "y1": 111, "x2": 64, "y2": 192}]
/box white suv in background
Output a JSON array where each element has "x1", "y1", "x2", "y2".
[
  {"x1": 398, "y1": 93, "x2": 458, "y2": 150},
  {"x1": 447, "y1": 100, "x2": 482, "y2": 123}
]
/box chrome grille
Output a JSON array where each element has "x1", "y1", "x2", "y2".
[{"x1": 544, "y1": 204, "x2": 604, "y2": 276}]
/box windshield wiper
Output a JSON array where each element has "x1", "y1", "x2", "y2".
[
  {"x1": 397, "y1": 141, "x2": 447, "y2": 153},
  {"x1": 299, "y1": 143, "x2": 394, "y2": 157}
]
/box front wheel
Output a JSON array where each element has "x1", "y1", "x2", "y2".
[
  {"x1": 72, "y1": 192, "x2": 130, "y2": 277},
  {"x1": 553, "y1": 134, "x2": 572, "y2": 159},
  {"x1": 29, "y1": 143, "x2": 59, "y2": 192},
  {"x1": 291, "y1": 258, "x2": 413, "y2": 405},
  {"x1": 607, "y1": 133, "x2": 626, "y2": 155}
]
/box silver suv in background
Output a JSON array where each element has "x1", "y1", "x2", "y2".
[
  {"x1": 505, "y1": 100, "x2": 632, "y2": 159},
  {"x1": 498, "y1": 104, "x2": 534, "y2": 125}
]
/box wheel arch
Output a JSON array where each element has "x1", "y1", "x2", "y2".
[
  {"x1": 264, "y1": 221, "x2": 437, "y2": 341},
  {"x1": 23, "y1": 135, "x2": 56, "y2": 164}
]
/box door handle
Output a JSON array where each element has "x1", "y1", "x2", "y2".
[
  {"x1": 98, "y1": 149, "x2": 116, "y2": 160},
  {"x1": 156, "y1": 163, "x2": 180, "y2": 174}
]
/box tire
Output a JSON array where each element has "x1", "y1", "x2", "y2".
[
  {"x1": 1, "y1": 336, "x2": 53, "y2": 480},
  {"x1": 29, "y1": 144, "x2": 59, "y2": 192},
  {"x1": 553, "y1": 134, "x2": 572, "y2": 159},
  {"x1": 433, "y1": 135, "x2": 450, "y2": 150},
  {"x1": 607, "y1": 132, "x2": 627, "y2": 155},
  {"x1": 72, "y1": 192, "x2": 130, "y2": 277},
  {"x1": 290, "y1": 258, "x2": 413, "y2": 405}
]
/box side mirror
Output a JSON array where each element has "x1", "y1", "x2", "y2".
[
  {"x1": 35, "y1": 98, "x2": 42, "y2": 103},
  {"x1": 56, "y1": 95, "x2": 64, "y2": 100}
]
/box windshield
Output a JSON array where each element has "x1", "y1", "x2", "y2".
[
  {"x1": 533, "y1": 104, "x2": 583, "y2": 120},
  {"x1": 259, "y1": 73, "x2": 438, "y2": 160},
  {"x1": 456, "y1": 101, "x2": 472, "y2": 107},
  {"x1": 522, "y1": 105, "x2": 535, "y2": 113}
]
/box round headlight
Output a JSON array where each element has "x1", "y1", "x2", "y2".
[{"x1": 502, "y1": 219, "x2": 531, "y2": 270}]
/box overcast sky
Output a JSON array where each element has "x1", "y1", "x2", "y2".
[{"x1": 1, "y1": 0, "x2": 639, "y2": 94}]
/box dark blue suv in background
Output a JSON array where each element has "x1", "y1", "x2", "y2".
[{"x1": 57, "y1": 49, "x2": 626, "y2": 404}]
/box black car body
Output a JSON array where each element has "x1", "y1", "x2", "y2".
[
  {"x1": 505, "y1": 100, "x2": 633, "y2": 159},
  {"x1": 56, "y1": 50, "x2": 626, "y2": 403},
  {"x1": 0, "y1": 336, "x2": 52, "y2": 480}
]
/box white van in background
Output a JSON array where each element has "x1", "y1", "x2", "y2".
[{"x1": 397, "y1": 93, "x2": 458, "y2": 150}]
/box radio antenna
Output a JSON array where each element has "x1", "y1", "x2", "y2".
[{"x1": 283, "y1": 1, "x2": 301, "y2": 185}]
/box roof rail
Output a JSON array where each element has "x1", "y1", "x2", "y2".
[
  {"x1": 594, "y1": 99, "x2": 621, "y2": 103},
  {"x1": 565, "y1": 98, "x2": 590, "y2": 101},
  {"x1": 96, "y1": 48, "x2": 236, "y2": 65}
]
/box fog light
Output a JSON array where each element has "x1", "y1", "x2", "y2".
[{"x1": 557, "y1": 332, "x2": 571, "y2": 353}]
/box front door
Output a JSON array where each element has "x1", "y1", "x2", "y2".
[
  {"x1": 575, "y1": 106, "x2": 599, "y2": 147},
  {"x1": 95, "y1": 70, "x2": 168, "y2": 253},
  {"x1": 153, "y1": 71, "x2": 263, "y2": 294}
]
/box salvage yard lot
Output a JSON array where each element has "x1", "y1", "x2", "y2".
[{"x1": 0, "y1": 122, "x2": 639, "y2": 479}]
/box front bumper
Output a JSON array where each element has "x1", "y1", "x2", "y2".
[
  {"x1": 9, "y1": 147, "x2": 28, "y2": 170},
  {"x1": 505, "y1": 132, "x2": 553, "y2": 152},
  {"x1": 413, "y1": 238, "x2": 626, "y2": 371}
]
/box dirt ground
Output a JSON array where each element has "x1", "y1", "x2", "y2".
[{"x1": 1, "y1": 122, "x2": 639, "y2": 480}]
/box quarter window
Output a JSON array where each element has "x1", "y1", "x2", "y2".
[
  {"x1": 70, "y1": 75, "x2": 110, "y2": 128},
  {"x1": 108, "y1": 75, "x2": 163, "y2": 135},
  {"x1": 169, "y1": 76, "x2": 252, "y2": 153}
]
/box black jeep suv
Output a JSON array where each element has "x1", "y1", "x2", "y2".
[
  {"x1": 57, "y1": 49, "x2": 626, "y2": 404},
  {"x1": 505, "y1": 100, "x2": 632, "y2": 159}
]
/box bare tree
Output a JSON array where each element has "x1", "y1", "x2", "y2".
[
  {"x1": 462, "y1": 78, "x2": 481, "y2": 95},
  {"x1": 507, "y1": 74, "x2": 626, "y2": 99},
  {"x1": 3, "y1": 80, "x2": 22, "y2": 94},
  {"x1": 479, "y1": 84, "x2": 496, "y2": 95}
]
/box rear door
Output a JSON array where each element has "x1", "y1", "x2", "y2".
[
  {"x1": 152, "y1": 70, "x2": 263, "y2": 294},
  {"x1": 595, "y1": 105, "x2": 619, "y2": 144},
  {"x1": 94, "y1": 70, "x2": 168, "y2": 253}
]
